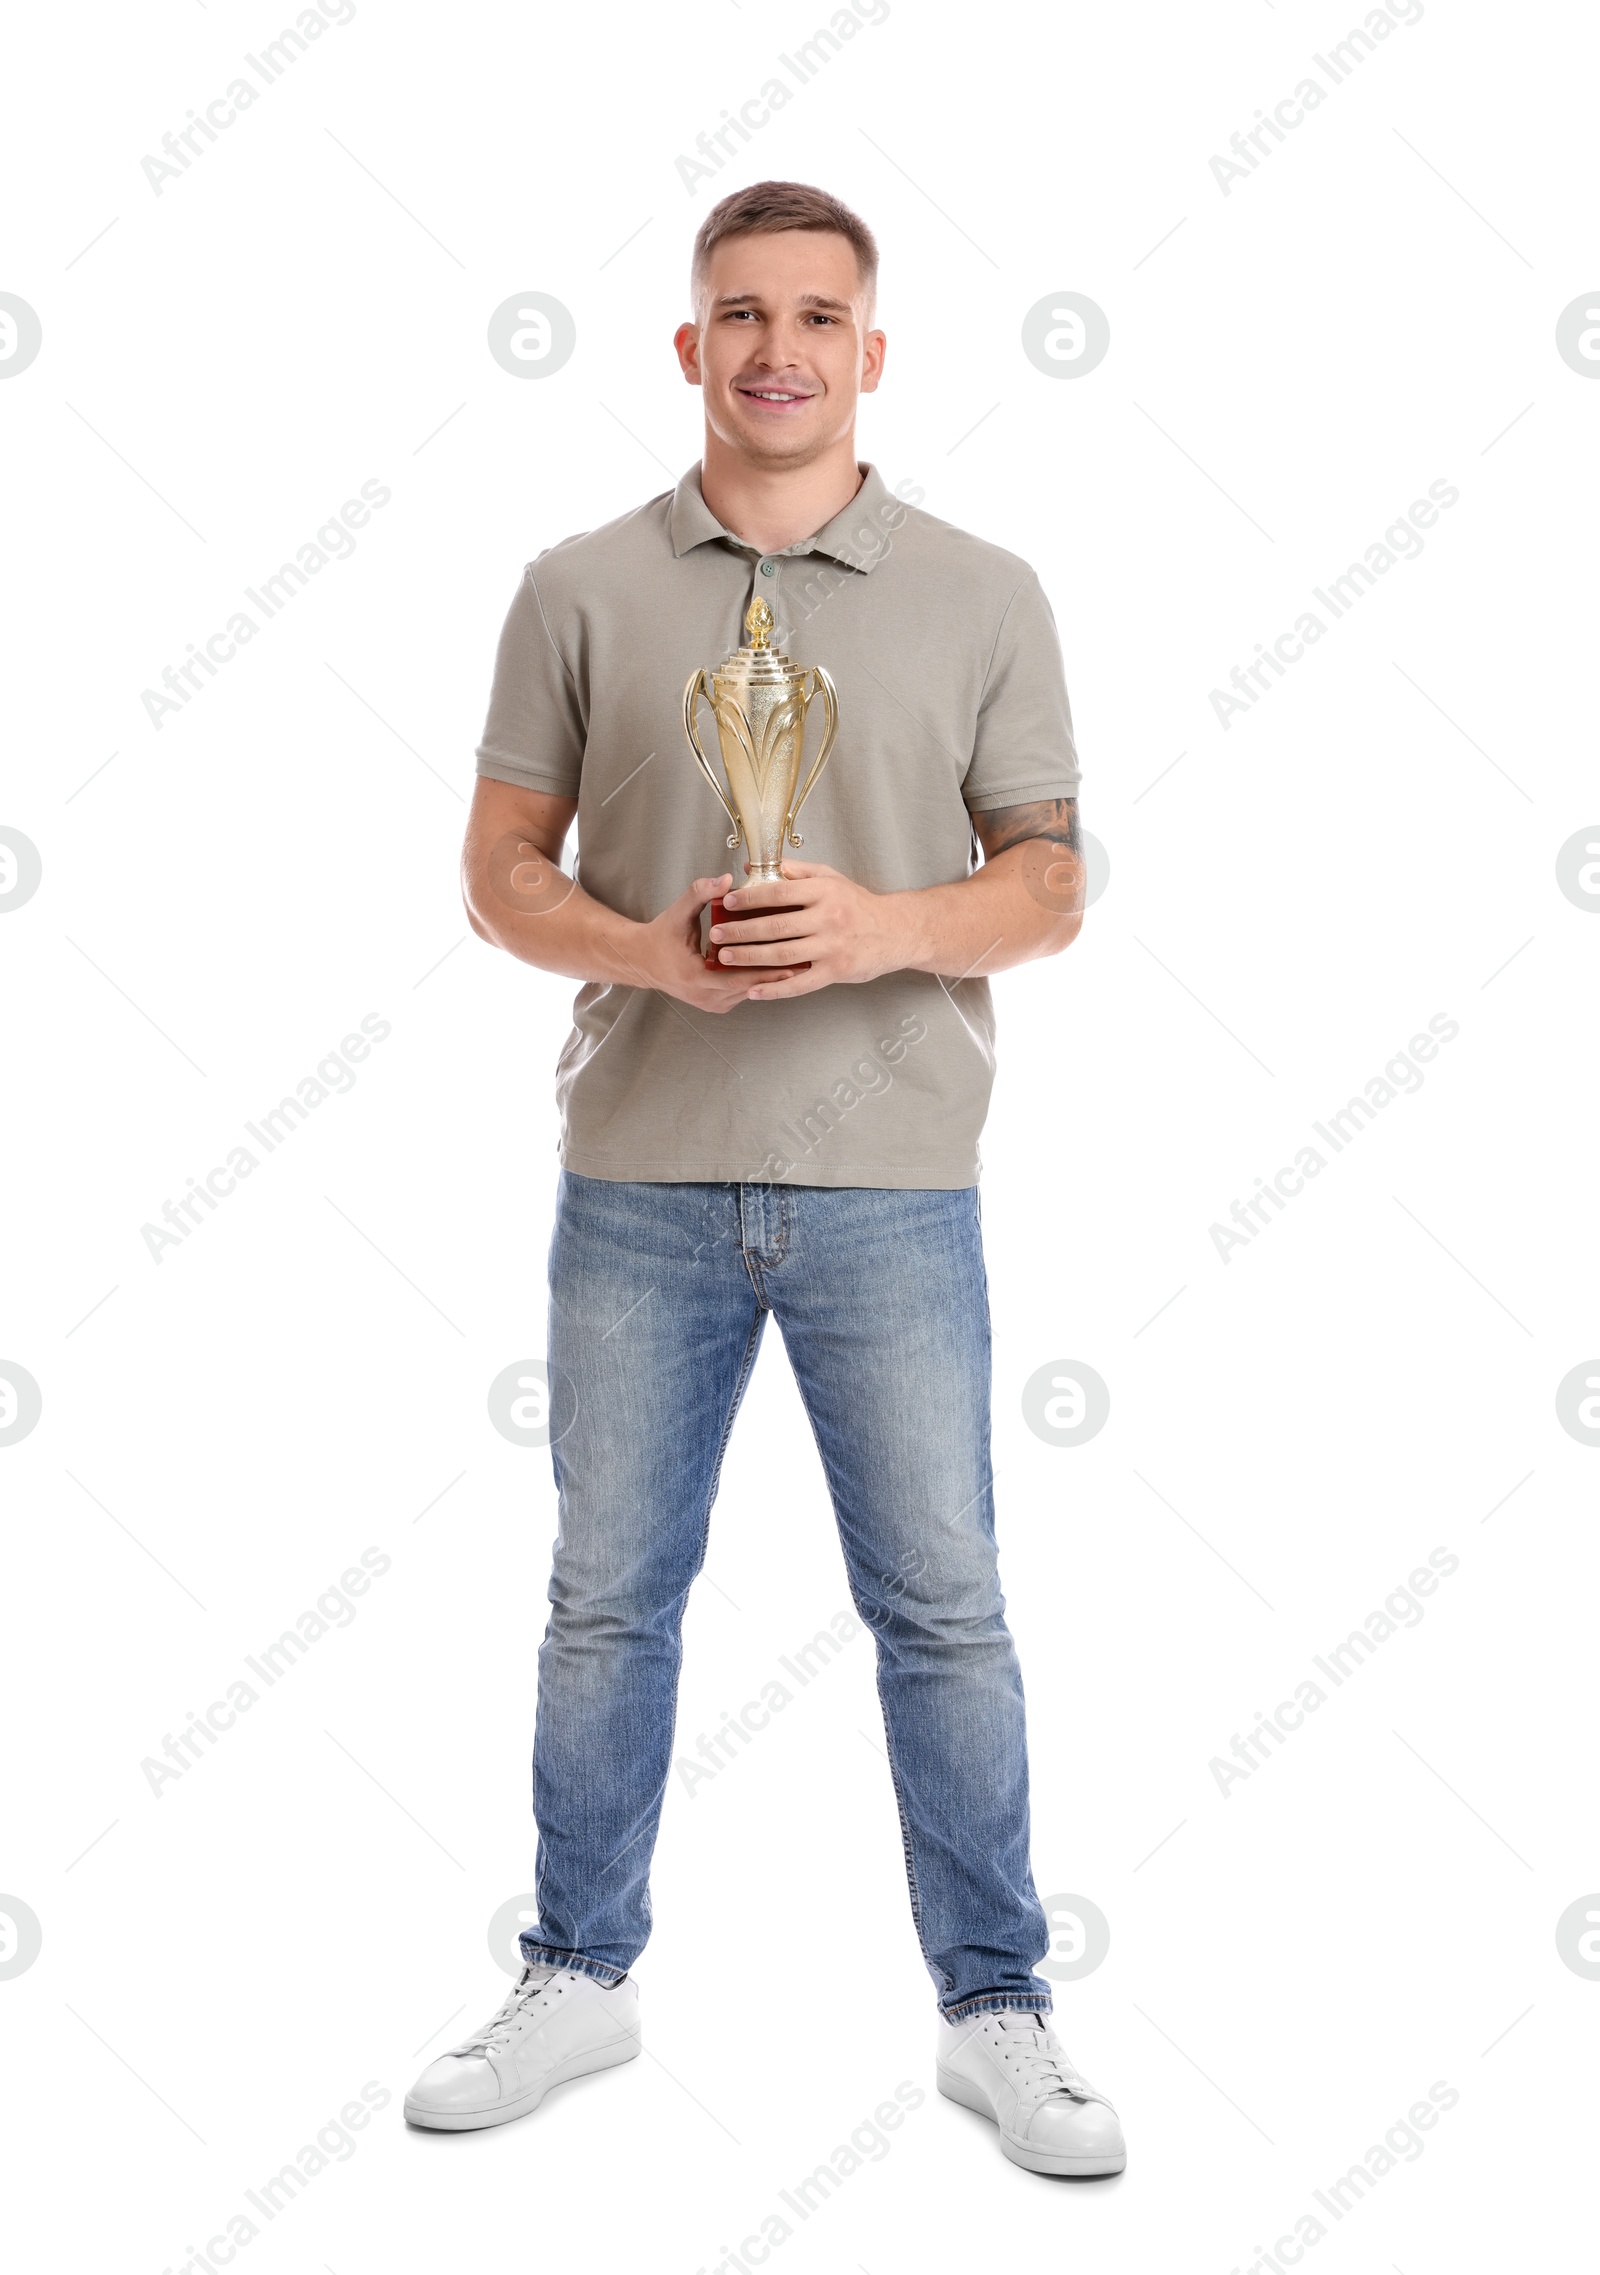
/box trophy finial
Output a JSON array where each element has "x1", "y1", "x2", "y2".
[{"x1": 744, "y1": 595, "x2": 773, "y2": 650}]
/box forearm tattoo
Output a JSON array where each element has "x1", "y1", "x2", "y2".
[{"x1": 974, "y1": 796, "x2": 1082, "y2": 861}]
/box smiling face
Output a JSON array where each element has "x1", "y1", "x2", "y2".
[{"x1": 675, "y1": 228, "x2": 886, "y2": 471}]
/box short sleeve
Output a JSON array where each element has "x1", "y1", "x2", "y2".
[
  {"x1": 473, "y1": 564, "x2": 586, "y2": 797},
  {"x1": 960, "y1": 571, "x2": 1082, "y2": 812}
]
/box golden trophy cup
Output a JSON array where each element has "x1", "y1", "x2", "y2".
[{"x1": 683, "y1": 596, "x2": 839, "y2": 966}]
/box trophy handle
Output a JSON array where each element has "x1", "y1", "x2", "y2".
[
  {"x1": 785, "y1": 666, "x2": 839, "y2": 847},
  {"x1": 682, "y1": 668, "x2": 743, "y2": 850}
]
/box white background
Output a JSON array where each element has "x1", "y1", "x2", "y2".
[{"x1": 2, "y1": 1, "x2": 1597, "y2": 2269}]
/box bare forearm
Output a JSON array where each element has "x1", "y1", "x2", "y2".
[
  {"x1": 891, "y1": 846, "x2": 1083, "y2": 979},
  {"x1": 461, "y1": 784, "x2": 663, "y2": 987},
  {"x1": 905, "y1": 793, "x2": 1087, "y2": 978},
  {"x1": 465, "y1": 856, "x2": 650, "y2": 986}
]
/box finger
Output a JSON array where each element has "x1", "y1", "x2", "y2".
[
  {"x1": 717, "y1": 941, "x2": 817, "y2": 967},
  {"x1": 686, "y1": 872, "x2": 733, "y2": 903},
  {"x1": 700, "y1": 967, "x2": 804, "y2": 1002},
  {"x1": 706, "y1": 952, "x2": 806, "y2": 980},
  {"x1": 699, "y1": 956, "x2": 779, "y2": 985},
  {"x1": 724, "y1": 875, "x2": 818, "y2": 909},
  {"x1": 710, "y1": 912, "x2": 818, "y2": 943},
  {"x1": 746, "y1": 966, "x2": 827, "y2": 1000}
]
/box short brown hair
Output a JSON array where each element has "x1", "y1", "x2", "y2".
[{"x1": 690, "y1": 180, "x2": 878, "y2": 320}]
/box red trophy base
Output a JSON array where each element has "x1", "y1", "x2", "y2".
[{"x1": 704, "y1": 895, "x2": 810, "y2": 971}]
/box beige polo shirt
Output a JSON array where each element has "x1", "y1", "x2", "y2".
[{"x1": 474, "y1": 460, "x2": 1081, "y2": 1188}]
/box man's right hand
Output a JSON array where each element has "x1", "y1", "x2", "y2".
[{"x1": 624, "y1": 874, "x2": 806, "y2": 1013}]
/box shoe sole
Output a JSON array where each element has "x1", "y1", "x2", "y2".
[
  {"x1": 404, "y1": 2030, "x2": 641, "y2": 2132},
  {"x1": 936, "y1": 2066, "x2": 1127, "y2": 2176}
]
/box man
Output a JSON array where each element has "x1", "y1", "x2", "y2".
[{"x1": 403, "y1": 180, "x2": 1124, "y2": 2179}]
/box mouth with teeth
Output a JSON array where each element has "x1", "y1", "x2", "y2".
[{"x1": 735, "y1": 383, "x2": 815, "y2": 412}]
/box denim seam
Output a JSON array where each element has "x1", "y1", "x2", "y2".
[
  {"x1": 871, "y1": 1672, "x2": 949, "y2": 1994},
  {"x1": 944, "y1": 1991, "x2": 1053, "y2": 2022},
  {"x1": 517, "y1": 1938, "x2": 626, "y2": 1988},
  {"x1": 774, "y1": 1185, "x2": 791, "y2": 1266},
  {"x1": 787, "y1": 1358, "x2": 950, "y2": 1998},
  {"x1": 736, "y1": 1181, "x2": 790, "y2": 1292},
  {"x1": 699, "y1": 1306, "x2": 766, "y2": 1544},
  {"x1": 737, "y1": 1225, "x2": 767, "y2": 1306}
]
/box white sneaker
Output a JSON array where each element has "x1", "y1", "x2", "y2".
[
  {"x1": 404, "y1": 1963, "x2": 640, "y2": 2131},
  {"x1": 937, "y1": 2008, "x2": 1126, "y2": 2176}
]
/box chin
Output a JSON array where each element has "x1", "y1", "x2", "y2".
[{"x1": 725, "y1": 412, "x2": 825, "y2": 456}]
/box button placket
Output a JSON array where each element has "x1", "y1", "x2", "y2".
[{"x1": 757, "y1": 554, "x2": 782, "y2": 641}]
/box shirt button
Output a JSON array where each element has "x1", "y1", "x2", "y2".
[{"x1": 759, "y1": 559, "x2": 776, "y2": 576}]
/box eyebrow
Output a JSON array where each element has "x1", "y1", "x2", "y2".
[{"x1": 712, "y1": 291, "x2": 855, "y2": 315}]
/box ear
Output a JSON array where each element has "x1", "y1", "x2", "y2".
[{"x1": 674, "y1": 321, "x2": 704, "y2": 386}]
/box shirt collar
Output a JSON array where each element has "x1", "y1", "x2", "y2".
[{"x1": 669, "y1": 460, "x2": 896, "y2": 574}]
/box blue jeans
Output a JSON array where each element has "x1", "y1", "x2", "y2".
[{"x1": 519, "y1": 1172, "x2": 1052, "y2": 2020}]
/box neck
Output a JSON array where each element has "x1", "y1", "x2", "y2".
[{"x1": 698, "y1": 431, "x2": 865, "y2": 556}]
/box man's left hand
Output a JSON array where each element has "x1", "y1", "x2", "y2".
[{"x1": 708, "y1": 862, "x2": 914, "y2": 1000}]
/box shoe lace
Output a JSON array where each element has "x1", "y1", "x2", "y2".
[
  {"x1": 985, "y1": 2016, "x2": 1107, "y2": 2109},
  {"x1": 451, "y1": 1966, "x2": 565, "y2": 2056}
]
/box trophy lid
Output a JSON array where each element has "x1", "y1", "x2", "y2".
[{"x1": 715, "y1": 595, "x2": 801, "y2": 683}]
